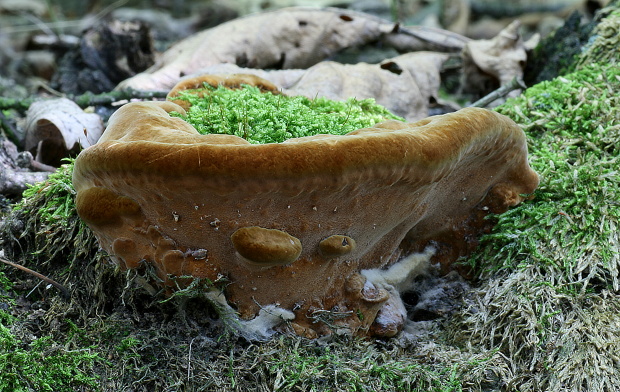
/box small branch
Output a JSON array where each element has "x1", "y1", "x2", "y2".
[
  {"x1": 28, "y1": 159, "x2": 57, "y2": 173},
  {"x1": 71, "y1": 89, "x2": 170, "y2": 108},
  {"x1": 0, "y1": 110, "x2": 22, "y2": 146},
  {"x1": 0, "y1": 257, "x2": 70, "y2": 299},
  {"x1": 0, "y1": 97, "x2": 32, "y2": 112},
  {"x1": 470, "y1": 77, "x2": 527, "y2": 108},
  {"x1": 398, "y1": 25, "x2": 471, "y2": 51},
  {"x1": 0, "y1": 89, "x2": 169, "y2": 112},
  {"x1": 0, "y1": 167, "x2": 50, "y2": 195}
]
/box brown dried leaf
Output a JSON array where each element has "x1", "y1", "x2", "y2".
[
  {"x1": 461, "y1": 20, "x2": 528, "y2": 98},
  {"x1": 176, "y1": 52, "x2": 449, "y2": 121},
  {"x1": 283, "y1": 52, "x2": 449, "y2": 120},
  {"x1": 24, "y1": 98, "x2": 104, "y2": 166},
  {"x1": 118, "y1": 7, "x2": 465, "y2": 92}
]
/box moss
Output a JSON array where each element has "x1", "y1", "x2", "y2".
[
  {"x1": 0, "y1": 310, "x2": 101, "y2": 392},
  {"x1": 16, "y1": 160, "x2": 76, "y2": 226},
  {"x1": 230, "y1": 335, "x2": 465, "y2": 392},
  {"x1": 453, "y1": 62, "x2": 620, "y2": 390},
  {"x1": 171, "y1": 84, "x2": 403, "y2": 144},
  {"x1": 3, "y1": 159, "x2": 96, "y2": 267},
  {"x1": 577, "y1": 8, "x2": 620, "y2": 69},
  {"x1": 469, "y1": 62, "x2": 620, "y2": 290}
]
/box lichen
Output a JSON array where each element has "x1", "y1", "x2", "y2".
[{"x1": 170, "y1": 84, "x2": 403, "y2": 144}]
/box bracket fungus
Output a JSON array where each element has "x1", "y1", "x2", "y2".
[{"x1": 73, "y1": 75, "x2": 538, "y2": 338}]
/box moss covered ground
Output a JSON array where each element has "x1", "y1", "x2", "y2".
[
  {"x1": 1, "y1": 12, "x2": 620, "y2": 390},
  {"x1": 451, "y1": 61, "x2": 620, "y2": 391}
]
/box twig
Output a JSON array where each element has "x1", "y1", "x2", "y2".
[
  {"x1": 187, "y1": 337, "x2": 195, "y2": 381},
  {"x1": 0, "y1": 89, "x2": 169, "y2": 112},
  {"x1": 470, "y1": 76, "x2": 527, "y2": 108},
  {"x1": 71, "y1": 89, "x2": 169, "y2": 107},
  {"x1": 0, "y1": 257, "x2": 70, "y2": 299},
  {"x1": 28, "y1": 158, "x2": 57, "y2": 173},
  {"x1": 398, "y1": 24, "x2": 471, "y2": 51}
]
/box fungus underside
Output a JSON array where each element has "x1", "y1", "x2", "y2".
[{"x1": 170, "y1": 84, "x2": 403, "y2": 144}]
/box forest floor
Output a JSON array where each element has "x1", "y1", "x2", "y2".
[{"x1": 1, "y1": 1, "x2": 619, "y2": 391}]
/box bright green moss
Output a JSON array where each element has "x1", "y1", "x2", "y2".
[
  {"x1": 0, "y1": 310, "x2": 100, "y2": 392},
  {"x1": 170, "y1": 84, "x2": 403, "y2": 144},
  {"x1": 16, "y1": 159, "x2": 76, "y2": 226},
  {"x1": 470, "y1": 63, "x2": 620, "y2": 292},
  {"x1": 6, "y1": 159, "x2": 96, "y2": 265}
]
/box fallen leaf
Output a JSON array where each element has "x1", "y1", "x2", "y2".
[
  {"x1": 283, "y1": 52, "x2": 450, "y2": 120},
  {"x1": 24, "y1": 98, "x2": 104, "y2": 166},
  {"x1": 461, "y1": 20, "x2": 528, "y2": 99},
  {"x1": 118, "y1": 7, "x2": 466, "y2": 91},
  {"x1": 172, "y1": 51, "x2": 449, "y2": 121}
]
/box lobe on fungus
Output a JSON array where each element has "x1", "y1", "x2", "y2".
[
  {"x1": 73, "y1": 74, "x2": 539, "y2": 338},
  {"x1": 231, "y1": 226, "x2": 303, "y2": 266}
]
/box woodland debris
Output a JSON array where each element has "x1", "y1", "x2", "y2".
[
  {"x1": 24, "y1": 98, "x2": 104, "y2": 167},
  {"x1": 470, "y1": 76, "x2": 527, "y2": 108},
  {"x1": 179, "y1": 51, "x2": 450, "y2": 121},
  {"x1": 461, "y1": 20, "x2": 533, "y2": 100},
  {"x1": 110, "y1": 4, "x2": 240, "y2": 45},
  {"x1": 0, "y1": 89, "x2": 169, "y2": 112},
  {"x1": 0, "y1": 137, "x2": 49, "y2": 196},
  {"x1": 118, "y1": 7, "x2": 469, "y2": 91},
  {"x1": 0, "y1": 256, "x2": 70, "y2": 299},
  {"x1": 52, "y1": 19, "x2": 155, "y2": 94}
]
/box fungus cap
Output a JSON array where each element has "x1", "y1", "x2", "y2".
[{"x1": 73, "y1": 75, "x2": 538, "y2": 337}]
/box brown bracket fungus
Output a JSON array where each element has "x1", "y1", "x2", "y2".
[{"x1": 73, "y1": 75, "x2": 538, "y2": 338}]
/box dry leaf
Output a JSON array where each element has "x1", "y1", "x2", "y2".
[
  {"x1": 118, "y1": 7, "x2": 466, "y2": 91},
  {"x1": 24, "y1": 98, "x2": 104, "y2": 166},
  {"x1": 461, "y1": 20, "x2": 528, "y2": 98},
  {"x1": 176, "y1": 52, "x2": 449, "y2": 121},
  {"x1": 283, "y1": 52, "x2": 449, "y2": 120}
]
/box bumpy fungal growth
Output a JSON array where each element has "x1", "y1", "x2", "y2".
[
  {"x1": 73, "y1": 75, "x2": 538, "y2": 338},
  {"x1": 231, "y1": 226, "x2": 303, "y2": 267}
]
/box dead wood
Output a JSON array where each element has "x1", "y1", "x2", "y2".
[
  {"x1": 0, "y1": 137, "x2": 50, "y2": 196},
  {"x1": 470, "y1": 76, "x2": 527, "y2": 108},
  {"x1": 0, "y1": 89, "x2": 169, "y2": 112}
]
